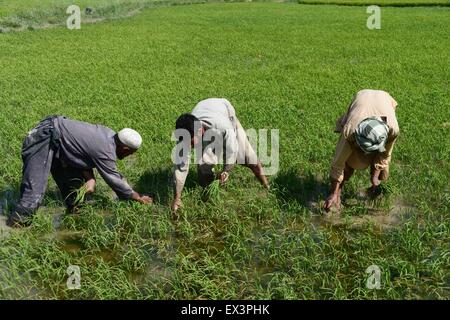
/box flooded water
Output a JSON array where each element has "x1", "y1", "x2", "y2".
[
  {"x1": 1, "y1": 183, "x2": 418, "y2": 298},
  {"x1": 130, "y1": 255, "x2": 173, "y2": 285},
  {"x1": 52, "y1": 220, "x2": 174, "y2": 285},
  {"x1": 53, "y1": 230, "x2": 84, "y2": 252}
]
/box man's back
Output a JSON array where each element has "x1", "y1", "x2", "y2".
[
  {"x1": 191, "y1": 98, "x2": 235, "y2": 133},
  {"x1": 341, "y1": 90, "x2": 399, "y2": 140},
  {"x1": 55, "y1": 116, "x2": 116, "y2": 170}
]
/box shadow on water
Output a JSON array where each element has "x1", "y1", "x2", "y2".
[
  {"x1": 135, "y1": 167, "x2": 173, "y2": 205},
  {"x1": 272, "y1": 170, "x2": 416, "y2": 231},
  {"x1": 135, "y1": 166, "x2": 199, "y2": 205},
  {"x1": 0, "y1": 184, "x2": 80, "y2": 235},
  {"x1": 54, "y1": 229, "x2": 173, "y2": 288},
  {"x1": 272, "y1": 169, "x2": 329, "y2": 213}
]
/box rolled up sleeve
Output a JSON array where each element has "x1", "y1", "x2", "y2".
[{"x1": 330, "y1": 134, "x2": 353, "y2": 183}]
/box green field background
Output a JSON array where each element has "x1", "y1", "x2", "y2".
[
  {"x1": 298, "y1": 0, "x2": 450, "y2": 6},
  {"x1": 0, "y1": 2, "x2": 449, "y2": 299}
]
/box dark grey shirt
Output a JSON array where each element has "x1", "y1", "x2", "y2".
[{"x1": 53, "y1": 116, "x2": 134, "y2": 199}]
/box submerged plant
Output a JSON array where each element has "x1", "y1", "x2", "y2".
[{"x1": 66, "y1": 181, "x2": 89, "y2": 207}]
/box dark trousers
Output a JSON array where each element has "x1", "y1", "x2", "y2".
[
  {"x1": 51, "y1": 159, "x2": 85, "y2": 210},
  {"x1": 14, "y1": 117, "x2": 85, "y2": 218}
]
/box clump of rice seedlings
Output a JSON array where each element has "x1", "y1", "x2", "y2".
[
  {"x1": 74, "y1": 186, "x2": 88, "y2": 206},
  {"x1": 203, "y1": 179, "x2": 221, "y2": 204},
  {"x1": 66, "y1": 182, "x2": 89, "y2": 208}
]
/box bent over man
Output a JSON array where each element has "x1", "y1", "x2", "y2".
[
  {"x1": 324, "y1": 89, "x2": 400, "y2": 212},
  {"x1": 8, "y1": 115, "x2": 152, "y2": 227},
  {"x1": 172, "y1": 98, "x2": 270, "y2": 213}
]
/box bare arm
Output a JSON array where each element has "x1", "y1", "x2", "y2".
[
  {"x1": 324, "y1": 135, "x2": 353, "y2": 212},
  {"x1": 172, "y1": 142, "x2": 191, "y2": 214},
  {"x1": 370, "y1": 168, "x2": 382, "y2": 188},
  {"x1": 82, "y1": 170, "x2": 96, "y2": 194},
  {"x1": 324, "y1": 179, "x2": 341, "y2": 212}
]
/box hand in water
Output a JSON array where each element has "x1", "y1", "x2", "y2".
[
  {"x1": 324, "y1": 193, "x2": 341, "y2": 212},
  {"x1": 140, "y1": 195, "x2": 153, "y2": 204}
]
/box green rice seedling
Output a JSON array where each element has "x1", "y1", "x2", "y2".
[
  {"x1": 73, "y1": 185, "x2": 89, "y2": 206},
  {"x1": 65, "y1": 181, "x2": 89, "y2": 208},
  {"x1": 202, "y1": 179, "x2": 221, "y2": 204}
]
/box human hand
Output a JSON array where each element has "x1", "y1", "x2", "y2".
[
  {"x1": 218, "y1": 171, "x2": 229, "y2": 184},
  {"x1": 324, "y1": 193, "x2": 341, "y2": 212},
  {"x1": 140, "y1": 195, "x2": 153, "y2": 205}
]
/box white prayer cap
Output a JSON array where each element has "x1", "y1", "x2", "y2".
[{"x1": 117, "y1": 128, "x2": 142, "y2": 150}]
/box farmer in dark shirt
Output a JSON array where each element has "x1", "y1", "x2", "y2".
[{"x1": 8, "y1": 115, "x2": 152, "y2": 227}]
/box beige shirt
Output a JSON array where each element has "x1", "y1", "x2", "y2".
[{"x1": 330, "y1": 90, "x2": 400, "y2": 183}]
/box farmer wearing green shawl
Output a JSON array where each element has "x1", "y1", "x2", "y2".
[{"x1": 324, "y1": 89, "x2": 400, "y2": 212}]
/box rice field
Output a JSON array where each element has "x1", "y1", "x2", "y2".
[{"x1": 0, "y1": 1, "x2": 448, "y2": 299}]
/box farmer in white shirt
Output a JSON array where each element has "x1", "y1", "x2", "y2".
[{"x1": 171, "y1": 98, "x2": 270, "y2": 213}]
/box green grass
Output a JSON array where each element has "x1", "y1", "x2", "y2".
[
  {"x1": 0, "y1": 0, "x2": 297, "y2": 32},
  {"x1": 0, "y1": 0, "x2": 212, "y2": 32},
  {"x1": 0, "y1": 2, "x2": 449, "y2": 299}
]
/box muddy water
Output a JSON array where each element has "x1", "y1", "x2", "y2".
[
  {"x1": 130, "y1": 255, "x2": 172, "y2": 285},
  {"x1": 1, "y1": 184, "x2": 417, "y2": 296},
  {"x1": 53, "y1": 230, "x2": 84, "y2": 253},
  {"x1": 310, "y1": 197, "x2": 416, "y2": 231},
  {"x1": 53, "y1": 218, "x2": 174, "y2": 286}
]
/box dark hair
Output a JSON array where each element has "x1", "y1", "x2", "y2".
[{"x1": 175, "y1": 113, "x2": 199, "y2": 138}]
